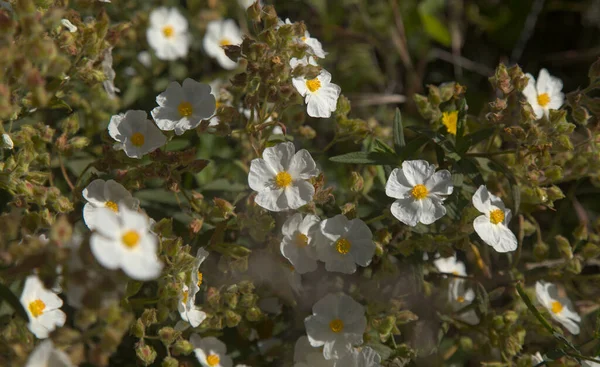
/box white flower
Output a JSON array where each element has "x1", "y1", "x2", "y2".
[
  {"x1": 101, "y1": 47, "x2": 119, "y2": 99},
  {"x1": 316, "y1": 215, "x2": 375, "y2": 274},
  {"x1": 25, "y1": 340, "x2": 74, "y2": 367},
  {"x1": 178, "y1": 248, "x2": 209, "y2": 327},
  {"x1": 89, "y1": 206, "x2": 163, "y2": 280},
  {"x1": 151, "y1": 78, "x2": 216, "y2": 135},
  {"x1": 433, "y1": 254, "x2": 466, "y2": 276},
  {"x1": 583, "y1": 358, "x2": 600, "y2": 367},
  {"x1": 531, "y1": 352, "x2": 544, "y2": 365},
  {"x1": 82, "y1": 179, "x2": 139, "y2": 230},
  {"x1": 61, "y1": 19, "x2": 77, "y2": 32},
  {"x1": 292, "y1": 68, "x2": 340, "y2": 118},
  {"x1": 523, "y1": 68, "x2": 564, "y2": 119},
  {"x1": 238, "y1": 0, "x2": 260, "y2": 8},
  {"x1": 293, "y1": 336, "x2": 334, "y2": 367},
  {"x1": 248, "y1": 142, "x2": 319, "y2": 212},
  {"x1": 146, "y1": 7, "x2": 190, "y2": 60},
  {"x1": 333, "y1": 347, "x2": 382, "y2": 367},
  {"x1": 2, "y1": 133, "x2": 13, "y2": 149},
  {"x1": 290, "y1": 55, "x2": 318, "y2": 69},
  {"x1": 203, "y1": 19, "x2": 242, "y2": 70},
  {"x1": 385, "y1": 160, "x2": 453, "y2": 227},
  {"x1": 281, "y1": 18, "x2": 326, "y2": 58},
  {"x1": 190, "y1": 335, "x2": 233, "y2": 367},
  {"x1": 137, "y1": 51, "x2": 152, "y2": 68},
  {"x1": 449, "y1": 280, "x2": 480, "y2": 325},
  {"x1": 20, "y1": 275, "x2": 66, "y2": 339},
  {"x1": 472, "y1": 185, "x2": 518, "y2": 253},
  {"x1": 280, "y1": 213, "x2": 320, "y2": 274},
  {"x1": 208, "y1": 79, "x2": 225, "y2": 126},
  {"x1": 108, "y1": 110, "x2": 167, "y2": 159},
  {"x1": 304, "y1": 293, "x2": 367, "y2": 360},
  {"x1": 535, "y1": 281, "x2": 580, "y2": 334}
]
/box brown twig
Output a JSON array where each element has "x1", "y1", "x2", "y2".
[{"x1": 58, "y1": 153, "x2": 75, "y2": 191}]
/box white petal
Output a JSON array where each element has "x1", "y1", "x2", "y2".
[
  {"x1": 471, "y1": 185, "x2": 493, "y2": 214},
  {"x1": 248, "y1": 158, "x2": 276, "y2": 192},
  {"x1": 390, "y1": 198, "x2": 419, "y2": 226},
  {"x1": 254, "y1": 188, "x2": 287, "y2": 212},
  {"x1": 401, "y1": 160, "x2": 435, "y2": 186},
  {"x1": 284, "y1": 180, "x2": 314, "y2": 210},
  {"x1": 90, "y1": 234, "x2": 121, "y2": 270},
  {"x1": 263, "y1": 142, "x2": 295, "y2": 173},
  {"x1": 282, "y1": 213, "x2": 303, "y2": 237},
  {"x1": 288, "y1": 149, "x2": 319, "y2": 179},
  {"x1": 385, "y1": 168, "x2": 412, "y2": 199},
  {"x1": 425, "y1": 169, "x2": 453, "y2": 196}
]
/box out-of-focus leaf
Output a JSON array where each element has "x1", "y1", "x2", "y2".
[
  {"x1": 329, "y1": 151, "x2": 399, "y2": 165},
  {"x1": 165, "y1": 139, "x2": 190, "y2": 151},
  {"x1": 455, "y1": 158, "x2": 484, "y2": 187},
  {"x1": 487, "y1": 158, "x2": 521, "y2": 215},
  {"x1": 0, "y1": 282, "x2": 28, "y2": 322},
  {"x1": 202, "y1": 179, "x2": 247, "y2": 192},
  {"x1": 457, "y1": 127, "x2": 496, "y2": 155},
  {"x1": 393, "y1": 108, "x2": 406, "y2": 153},
  {"x1": 418, "y1": 3, "x2": 451, "y2": 47}
]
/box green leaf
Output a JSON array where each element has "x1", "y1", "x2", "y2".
[
  {"x1": 0, "y1": 282, "x2": 28, "y2": 322},
  {"x1": 487, "y1": 158, "x2": 521, "y2": 216},
  {"x1": 393, "y1": 108, "x2": 405, "y2": 154},
  {"x1": 399, "y1": 135, "x2": 429, "y2": 160},
  {"x1": 164, "y1": 139, "x2": 191, "y2": 151},
  {"x1": 407, "y1": 126, "x2": 455, "y2": 153},
  {"x1": 329, "y1": 151, "x2": 398, "y2": 165},
  {"x1": 515, "y1": 282, "x2": 556, "y2": 335},
  {"x1": 455, "y1": 158, "x2": 484, "y2": 187},
  {"x1": 457, "y1": 127, "x2": 496, "y2": 155},
  {"x1": 418, "y1": 3, "x2": 452, "y2": 47},
  {"x1": 373, "y1": 139, "x2": 395, "y2": 154}
]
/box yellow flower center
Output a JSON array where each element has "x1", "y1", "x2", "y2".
[
  {"x1": 197, "y1": 271, "x2": 203, "y2": 287},
  {"x1": 295, "y1": 233, "x2": 309, "y2": 247},
  {"x1": 329, "y1": 318, "x2": 344, "y2": 333},
  {"x1": 28, "y1": 299, "x2": 46, "y2": 318},
  {"x1": 162, "y1": 25, "x2": 174, "y2": 38},
  {"x1": 182, "y1": 290, "x2": 189, "y2": 304},
  {"x1": 411, "y1": 184, "x2": 428, "y2": 200},
  {"x1": 301, "y1": 36, "x2": 307, "y2": 42},
  {"x1": 456, "y1": 296, "x2": 465, "y2": 303},
  {"x1": 121, "y1": 230, "x2": 140, "y2": 248},
  {"x1": 306, "y1": 78, "x2": 321, "y2": 93},
  {"x1": 442, "y1": 111, "x2": 458, "y2": 135},
  {"x1": 452, "y1": 271, "x2": 459, "y2": 276},
  {"x1": 335, "y1": 238, "x2": 351, "y2": 254},
  {"x1": 105, "y1": 200, "x2": 119, "y2": 212},
  {"x1": 207, "y1": 354, "x2": 220, "y2": 366},
  {"x1": 551, "y1": 301, "x2": 563, "y2": 314},
  {"x1": 489, "y1": 209, "x2": 505, "y2": 225},
  {"x1": 274, "y1": 171, "x2": 292, "y2": 188},
  {"x1": 130, "y1": 132, "x2": 145, "y2": 147},
  {"x1": 537, "y1": 93, "x2": 551, "y2": 107},
  {"x1": 178, "y1": 101, "x2": 193, "y2": 117},
  {"x1": 219, "y1": 38, "x2": 231, "y2": 46}
]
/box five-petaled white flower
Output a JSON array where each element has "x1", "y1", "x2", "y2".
[
  {"x1": 146, "y1": 7, "x2": 190, "y2": 60},
  {"x1": 20, "y1": 275, "x2": 66, "y2": 339},
  {"x1": 292, "y1": 67, "x2": 340, "y2": 118},
  {"x1": 82, "y1": 179, "x2": 139, "y2": 230},
  {"x1": 522, "y1": 68, "x2": 564, "y2": 119},
  {"x1": 472, "y1": 185, "x2": 518, "y2": 253},
  {"x1": 89, "y1": 206, "x2": 163, "y2": 280},
  {"x1": 316, "y1": 215, "x2": 375, "y2": 274},
  {"x1": 178, "y1": 248, "x2": 209, "y2": 328},
  {"x1": 304, "y1": 292, "x2": 367, "y2": 360},
  {"x1": 334, "y1": 347, "x2": 382, "y2": 367},
  {"x1": 203, "y1": 19, "x2": 242, "y2": 70},
  {"x1": 433, "y1": 254, "x2": 466, "y2": 276},
  {"x1": 151, "y1": 78, "x2": 216, "y2": 135},
  {"x1": 535, "y1": 281, "x2": 580, "y2": 335},
  {"x1": 190, "y1": 335, "x2": 233, "y2": 367},
  {"x1": 385, "y1": 160, "x2": 453, "y2": 227},
  {"x1": 248, "y1": 142, "x2": 319, "y2": 212},
  {"x1": 108, "y1": 110, "x2": 167, "y2": 159},
  {"x1": 293, "y1": 336, "x2": 334, "y2": 367},
  {"x1": 25, "y1": 339, "x2": 74, "y2": 367},
  {"x1": 280, "y1": 213, "x2": 321, "y2": 274},
  {"x1": 449, "y1": 279, "x2": 479, "y2": 325}
]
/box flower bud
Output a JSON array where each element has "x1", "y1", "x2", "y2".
[
  {"x1": 565, "y1": 258, "x2": 582, "y2": 274},
  {"x1": 245, "y1": 307, "x2": 263, "y2": 322},
  {"x1": 298, "y1": 125, "x2": 316, "y2": 139},
  {"x1": 546, "y1": 186, "x2": 565, "y2": 202},
  {"x1": 136, "y1": 344, "x2": 157, "y2": 366},
  {"x1": 533, "y1": 241, "x2": 549, "y2": 260},
  {"x1": 503, "y1": 310, "x2": 518, "y2": 325},
  {"x1": 131, "y1": 319, "x2": 145, "y2": 338},
  {"x1": 162, "y1": 357, "x2": 179, "y2": 367},
  {"x1": 350, "y1": 171, "x2": 364, "y2": 192},
  {"x1": 140, "y1": 308, "x2": 158, "y2": 327},
  {"x1": 172, "y1": 340, "x2": 194, "y2": 356},
  {"x1": 158, "y1": 327, "x2": 178, "y2": 346},
  {"x1": 459, "y1": 336, "x2": 473, "y2": 351},
  {"x1": 225, "y1": 310, "x2": 242, "y2": 327},
  {"x1": 492, "y1": 315, "x2": 505, "y2": 330}
]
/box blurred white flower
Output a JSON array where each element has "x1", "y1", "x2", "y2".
[
  {"x1": 316, "y1": 214, "x2": 375, "y2": 274},
  {"x1": 280, "y1": 213, "x2": 320, "y2": 274},
  {"x1": 535, "y1": 281, "x2": 580, "y2": 334},
  {"x1": 146, "y1": 7, "x2": 190, "y2": 60},
  {"x1": 472, "y1": 185, "x2": 517, "y2": 253},
  {"x1": 101, "y1": 47, "x2": 120, "y2": 99},
  {"x1": 238, "y1": 0, "x2": 260, "y2": 8},
  {"x1": 178, "y1": 248, "x2": 209, "y2": 327},
  {"x1": 292, "y1": 68, "x2": 340, "y2": 118},
  {"x1": 20, "y1": 275, "x2": 66, "y2": 339},
  {"x1": 290, "y1": 55, "x2": 318, "y2": 69},
  {"x1": 293, "y1": 336, "x2": 334, "y2": 367},
  {"x1": 190, "y1": 335, "x2": 233, "y2": 367},
  {"x1": 82, "y1": 179, "x2": 139, "y2": 230},
  {"x1": 25, "y1": 340, "x2": 74, "y2": 367},
  {"x1": 151, "y1": 78, "x2": 216, "y2": 135},
  {"x1": 333, "y1": 347, "x2": 382, "y2": 367},
  {"x1": 2, "y1": 133, "x2": 13, "y2": 149},
  {"x1": 523, "y1": 68, "x2": 564, "y2": 119},
  {"x1": 61, "y1": 19, "x2": 77, "y2": 32},
  {"x1": 89, "y1": 206, "x2": 163, "y2": 280},
  {"x1": 137, "y1": 51, "x2": 152, "y2": 68},
  {"x1": 248, "y1": 142, "x2": 319, "y2": 212},
  {"x1": 203, "y1": 19, "x2": 242, "y2": 70},
  {"x1": 583, "y1": 357, "x2": 600, "y2": 367},
  {"x1": 108, "y1": 110, "x2": 167, "y2": 159},
  {"x1": 281, "y1": 18, "x2": 326, "y2": 58},
  {"x1": 449, "y1": 280, "x2": 480, "y2": 325},
  {"x1": 433, "y1": 254, "x2": 466, "y2": 276},
  {"x1": 304, "y1": 293, "x2": 366, "y2": 360},
  {"x1": 531, "y1": 352, "x2": 544, "y2": 365},
  {"x1": 385, "y1": 160, "x2": 453, "y2": 227}
]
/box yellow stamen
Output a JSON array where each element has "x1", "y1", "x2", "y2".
[
  {"x1": 182, "y1": 290, "x2": 189, "y2": 304},
  {"x1": 197, "y1": 271, "x2": 203, "y2": 287},
  {"x1": 28, "y1": 299, "x2": 45, "y2": 318},
  {"x1": 335, "y1": 238, "x2": 351, "y2": 254},
  {"x1": 551, "y1": 301, "x2": 563, "y2": 314},
  {"x1": 456, "y1": 296, "x2": 465, "y2": 303},
  {"x1": 274, "y1": 171, "x2": 292, "y2": 188},
  {"x1": 130, "y1": 132, "x2": 145, "y2": 147},
  {"x1": 537, "y1": 93, "x2": 551, "y2": 107},
  {"x1": 411, "y1": 184, "x2": 428, "y2": 200},
  {"x1": 329, "y1": 318, "x2": 344, "y2": 333},
  {"x1": 207, "y1": 354, "x2": 220, "y2": 366},
  {"x1": 306, "y1": 78, "x2": 321, "y2": 93},
  {"x1": 121, "y1": 230, "x2": 140, "y2": 248},
  {"x1": 441, "y1": 111, "x2": 458, "y2": 135},
  {"x1": 178, "y1": 101, "x2": 193, "y2": 117},
  {"x1": 489, "y1": 209, "x2": 505, "y2": 225},
  {"x1": 162, "y1": 25, "x2": 174, "y2": 38},
  {"x1": 219, "y1": 39, "x2": 231, "y2": 46},
  {"x1": 105, "y1": 200, "x2": 119, "y2": 212}
]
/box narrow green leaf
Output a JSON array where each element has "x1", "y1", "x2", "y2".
[
  {"x1": 458, "y1": 127, "x2": 496, "y2": 155},
  {"x1": 329, "y1": 151, "x2": 398, "y2": 165},
  {"x1": 398, "y1": 135, "x2": 429, "y2": 160},
  {"x1": 393, "y1": 108, "x2": 405, "y2": 153},
  {"x1": 515, "y1": 282, "x2": 556, "y2": 335},
  {"x1": 487, "y1": 158, "x2": 521, "y2": 216},
  {"x1": 418, "y1": 3, "x2": 452, "y2": 47},
  {"x1": 0, "y1": 282, "x2": 29, "y2": 321},
  {"x1": 455, "y1": 158, "x2": 484, "y2": 187},
  {"x1": 373, "y1": 139, "x2": 395, "y2": 154}
]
